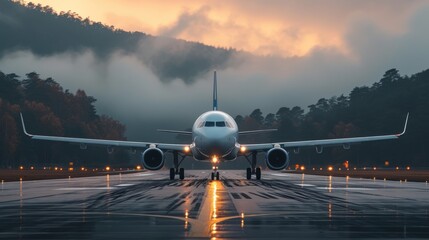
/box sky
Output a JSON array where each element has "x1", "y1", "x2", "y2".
[
  {"x1": 2, "y1": 0, "x2": 429, "y2": 141},
  {"x1": 27, "y1": 0, "x2": 426, "y2": 57}
]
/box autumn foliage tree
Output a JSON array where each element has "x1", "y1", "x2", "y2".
[
  {"x1": 236, "y1": 68, "x2": 429, "y2": 168},
  {"x1": 0, "y1": 71, "x2": 129, "y2": 168}
]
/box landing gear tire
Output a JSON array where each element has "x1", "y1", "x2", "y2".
[
  {"x1": 246, "y1": 168, "x2": 252, "y2": 180},
  {"x1": 216, "y1": 171, "x2": 220, "y2": 180},
  {"x1": 179, "y1": 168, "x2": 185, "y2": 180},
  {"x1": 211, "y1": 172, "x2": 215, "y2": 180},
  {"x1": 169, "y1": 168, "x2": 175, "y2": 180},
  {"x1": 256, "y1": 167, "x2": 261, "y2": 180}
]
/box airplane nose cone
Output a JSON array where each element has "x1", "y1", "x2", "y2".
[{"x1": 194, "y1": 133, "x2": 235, "y2": 157}]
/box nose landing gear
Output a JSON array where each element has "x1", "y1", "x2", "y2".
[{"x1": 211, "y1": 166, "x2": 220, "y2": 180}]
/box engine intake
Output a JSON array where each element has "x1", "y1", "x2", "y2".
[
  {"x1": 266, "y1": 148, "x2": 289, "y2": 170},
  {"x1": 142, "y1": 148, "x2": 165, "y2": 170}
]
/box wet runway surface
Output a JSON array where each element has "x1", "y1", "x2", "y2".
[{"x1": 1, "y1": 170, "x2": 429, "y2": 239}]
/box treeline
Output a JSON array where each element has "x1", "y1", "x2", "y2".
[
  {"x1": 235, "y1": 69, "x2": 429, "y2": 168},
  {"x1": 0, "y1": 71, "x2": 129, "y2": 168},
  {"x1": 1, "y1": 68, "x2": 428, "y2": 169}
]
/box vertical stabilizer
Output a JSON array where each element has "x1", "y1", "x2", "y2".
[{"x1": 213, "y1": 71, "x2": 218, "y2": 111}]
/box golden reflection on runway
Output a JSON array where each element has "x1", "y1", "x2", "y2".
[
  {"x1": 211, "y1": 181, "x2": 219, "y2": 236},
  {"x1": 188, "y1": 180, "x2": 229, "y2": 238},
  {"x1": 212, "y1": 181, "x2": 218, "y2": 219}
]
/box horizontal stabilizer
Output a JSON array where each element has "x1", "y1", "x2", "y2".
[
  {"x1": 239, "y1": 129, "x2": 278, "y2": 135},
  {"x1": 157, "y1": 129, "x2": 193, "y2": 135}
]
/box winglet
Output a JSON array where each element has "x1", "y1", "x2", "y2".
[
  {"x1": 397, "y1": 112, "x2": 409, "y2": 136},
  {"x1": 213, "y1": 71, "x2": 218, "y2": 111},
  {"x1": 20, "y1": 113, "x2": 33, "y2": 137}
]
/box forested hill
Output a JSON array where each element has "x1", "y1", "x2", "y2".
[
  {"x1": 0, "y1": 71, "x2": 129, "y2": 168},
  {"x1": 236, "y1": 68, "x2": 429, "y2": 168},
  {"x1": 0, "y1": 0, "x2": 236, "y2": 84}
]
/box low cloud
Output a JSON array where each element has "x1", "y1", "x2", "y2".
[{"x1": 0, "y1": 1, "x2": 236, "y2": 84}]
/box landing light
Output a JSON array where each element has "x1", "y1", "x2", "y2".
[
  {"x1": 240, "y1": 146, "x2": 246, "y2": 153},
  {"x1": 300, "y1": 166, "x2": 305, "y2": 171},
  {"x1": 136, "y1": 165, "x2": 142, "y2": 170},
  {"x1": 19, "y1": 166, "x2": 24, "y2": 170},
  {"x1": 328, "y1": 166, "x2": 333, "y2": 171},
  {"x1": 106, "y1": 166, "x2": 110, "y2": 171},
  {"x1": 406, "y1": 166, "x2": 410, "y2": 170},
  {"x1": 184, "y1": 146, "x2": 190, "y2": 153},
  {"x1": 212, "y1": 156, "x2": 218, "y2": 164}
]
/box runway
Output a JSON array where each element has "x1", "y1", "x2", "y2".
[{"x1": 1, "y1": 170, "x2": 429, "y2": 239}]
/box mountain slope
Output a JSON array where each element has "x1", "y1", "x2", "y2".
[{"x1": 0, "y1": 0, "x2": 238, "y2": 83}]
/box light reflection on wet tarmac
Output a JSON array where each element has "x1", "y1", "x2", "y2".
[{"x1": 0, "y1": 170, "x2": 428, "y2": 239}]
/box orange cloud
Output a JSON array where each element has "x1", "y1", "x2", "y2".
[{"x1": 30, "y1": 0, "x2": 427, "y2": 57}]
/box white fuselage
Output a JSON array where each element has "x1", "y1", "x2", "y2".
[{"x1": 191, "y1": 111, "x2": 239, "y2": 162}]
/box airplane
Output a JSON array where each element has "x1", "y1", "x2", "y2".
[{"x1": 20, "y1": 71, "x2": 409, "y2": 181}]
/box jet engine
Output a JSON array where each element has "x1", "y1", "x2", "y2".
[
  {"x1": 266, "y1": 148, "x2": 289, "y2": 170},
  {"x1": 142, "y1": 148, "x2": 165, "y2": 170}
]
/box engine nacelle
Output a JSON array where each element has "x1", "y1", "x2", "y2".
[
  {"x1": 266, "y1": 148, "x2": 289, "y2": 170},
  {"x1": 142, "y1": 148, "x2": 165, "y2": 170}
]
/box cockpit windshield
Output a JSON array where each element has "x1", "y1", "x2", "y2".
[
  {"x1": 216, "y1": 121, "x2": 226, "y2": 127},
  {"x1": 205, "y1": 121, "x2": 215, "y2": 127},
  {"x1": 201, "y1": 120, "x2": 233, "y2": 128}
]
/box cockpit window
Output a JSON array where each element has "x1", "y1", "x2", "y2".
[
  {"x1": 225, "y1": 121, "x2": 233, "y2": 128},
  {"x1": 205, "y1": 121, "x2": 215, "y2": 127},
  {"x1": 216, "y1": 121, "x2": 226, "y2": 127},
  {"x1": 197, "y1": 121, "x2": 205, "y2": 128}
]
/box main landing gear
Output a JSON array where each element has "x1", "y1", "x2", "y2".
[
  {"x1": 211, "y1": 166, "x2": 220, "y2": 180},
  {"x1": 245, "y1": 152, "x2": 261, "y2": 180},
  {"x1": 170, "y1": 151, "x2": 186, "y2": 180}
]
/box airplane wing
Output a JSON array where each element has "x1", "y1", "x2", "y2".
[
  {"x1": 20, "y1": 113, "x2": 188, "y2": 151},
  {"x1": 242, "y1": 113, "x2": 409, "y2": 152}
]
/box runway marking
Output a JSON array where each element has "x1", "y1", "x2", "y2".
[
  {"x1": 295, "y1": 184, "x2": 316, "y2": 187},
  {"x1": 316, "y1": 187, "x2": 375, "y2": 191},
  {"x1": 115, "y1": 184, "x2": 135, "y2": 187},
  {"x1": 231, "y1": 192, "x2": 241, "y2": 199},
  {"x1": 55, "y1": 187, "x2": 117, "y2": 191},
  {"x1": 270, "y1": 173, "x2": 290, "y2": 177},
  {"x1": 137, "y1": 173, "x2": 155, "y2": 177}
]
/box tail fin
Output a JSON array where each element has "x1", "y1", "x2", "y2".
[{"x1": 213, "y1": 71, "x2": 218, "y2": 111}]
